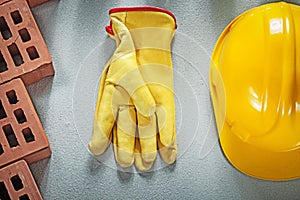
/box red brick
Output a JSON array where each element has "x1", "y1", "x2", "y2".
[
  {"x1": 0, "y1": 0, "x2": 54, "y2": 85},
  {"x1": 0, "y1": 78, "x2": 51, "y2": 168},
  {"x1": 0, "y1": 160, "x2": 43, "y2": 200},
  {"x1": 27, "y1": 0, "x2": 50, "y2": 7}
]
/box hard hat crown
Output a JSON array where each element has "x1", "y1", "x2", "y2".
[{"x1": 210, "y1": 2, "x2": 300, "y2": 180}]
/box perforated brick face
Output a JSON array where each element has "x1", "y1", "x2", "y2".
[
  {"x1": 0, "y1": 160, "x2": 43, "y2": 200},
  {"x1": 0, "y1": 0, "x2": 54, "y2": 85},
  {"x1": 0, "y1": 78, "x2": 51, "y2": 168}
]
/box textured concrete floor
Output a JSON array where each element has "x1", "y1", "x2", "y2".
[{"x1": 27, "y1": 0, "x2": 300, "y2": 199}]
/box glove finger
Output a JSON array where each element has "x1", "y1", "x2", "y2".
[
  {"x1": 113, "y1": 105, "x2": 136, "y2": 168},
  {"x1": 156, "y1": 101, "x2": 177, "y2": 165},
  {"x1": 134, "y1": 113, "x2": 157, "y2": 171},
  {"x1": 88, "y1": 83, "x2": 117, "y2": 155},
  {"x1": 131, "y1": 84, "x2": 156, "y2": 117},
  {"x1": 134, "y1": 138, "x2": 155, "y2": 171}
]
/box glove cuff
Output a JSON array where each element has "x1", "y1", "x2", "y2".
[{"x1": 105, "y1": 6, "x2": 177, "y2": 36}]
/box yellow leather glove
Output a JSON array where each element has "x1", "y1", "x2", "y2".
[{"x1": 88, "y1": 7, "x2": 177, "y2": 171}]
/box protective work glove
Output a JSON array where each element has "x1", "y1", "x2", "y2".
[{"x1": 88, "y1": 7, "x2": 177, "y2": 171}]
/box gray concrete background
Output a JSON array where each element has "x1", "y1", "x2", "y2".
[{"x1": 25, "y1": 0, "x2": 300, "y2": 199}]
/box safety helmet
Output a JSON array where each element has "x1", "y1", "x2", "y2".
[{"x1": 210, "y1": 2, "x2": 300, "y2": 180}]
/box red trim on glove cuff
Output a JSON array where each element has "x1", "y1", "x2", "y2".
[
  {"x1": 109, "y1": 6, "x2": 176, "y2": 24},
  {"x1": 106, "y1": 6, "x2": 177, "y2": 35}
]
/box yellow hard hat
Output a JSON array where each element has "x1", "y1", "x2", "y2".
[{"x1": 210, "y1": 2, "x2": 300, "y2": 180}]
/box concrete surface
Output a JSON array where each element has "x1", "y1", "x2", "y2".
[{"x1": 27, "y1": 0, "x2": 300, "y2": 199}]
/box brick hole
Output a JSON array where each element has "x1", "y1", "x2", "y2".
[
  {"x1": 26, "y1": 46, "x2": 39, "y2": 60},
  {"x1": 19, "y1": 194, "x2": 30, "y2": 200},
  {"x1": 22, "y1": 128, "x2": 35, "y2": 143},
  {"x1": 0, "y1": 182, "x2": 11, "y2": 200},
  {"x1": 6, "y1": 90, "x2": 18, "y2": 104},
  {"x1": 8, "y1": 43, "x2": 24, "y2": 66},
  {"x1": 3, "y1": 124, "x2": 19, "y2": 148},
  {"x1": 0, "y1": 100, "x2": 7, "y2": 120},
  {"x1": 14, "y1": 109, "x2": 27, "y2": 124},
  {"x1": 18, "y1": 28, "x2": 31, "y2": 43},
  {"x1": 0, "y1": 16, "x2": 12, "y2": 40},
  {"x1": 0, "y1": 51, "x2": 8, "y2": 72},
  {"x1": 10, "y1": 10, "x2": 22, "y2": 25},
  {"x1": 11, "y1": 175, "x2": 23, "y2": 191},
  {"x1": 0, "y1": 143, "x2": 3, "y2": 155}
]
